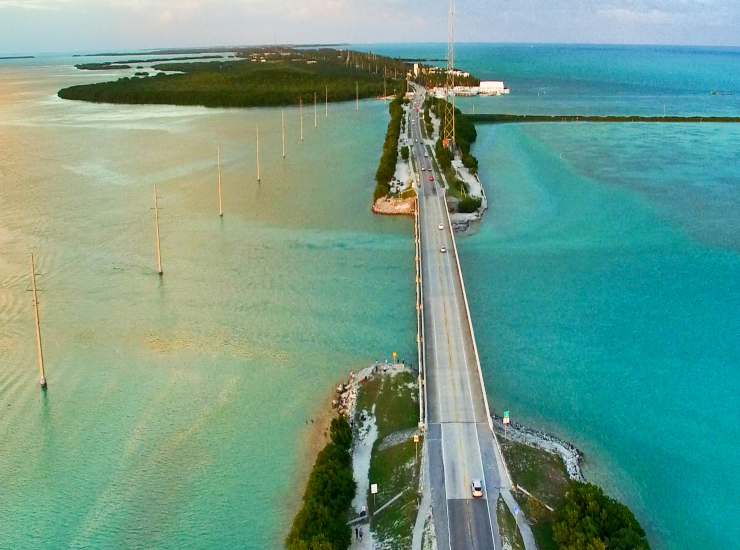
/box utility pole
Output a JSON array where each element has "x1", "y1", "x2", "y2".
[
  {"x1": 256, "y1": 124, "x2": 261, "y2": 183},
  {"x1": 29, "y1": 253, "x2": 47, "y2": 390},
  {"x1": 299, "y1": 97, "x2": 304, "y2": 142},
  {"x1": 281, "y1": 110, "x2": 286, "y2": 158},
  {"x1": 217, "y1": 145, "x2": 223, "y2": 217},
  {"x1": 153, "y1": 184, "x2": 163, "y2": 275}
]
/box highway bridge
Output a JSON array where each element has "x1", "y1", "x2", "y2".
[{"x1": 408, "y1": 84, "x2": 532, "y2": 550}]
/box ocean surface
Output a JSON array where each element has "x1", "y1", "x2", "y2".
[
  {"x1": 2, "y1": 44, "x2": 739, "y2": 549},
  {"x1": 360, "y1": 43, "x2": 740, "y2": 549},
  {"x1": 0, "y1": 54, "x2": 415, "y2": 548}
]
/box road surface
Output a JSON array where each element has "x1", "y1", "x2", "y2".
[{"x1": 408, "y1": 85, "x2": 506, "y2": 550}]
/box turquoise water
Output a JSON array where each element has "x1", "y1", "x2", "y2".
[
  {"x1": 0, "y1": 57, "x2": 415, "y2": 548},
  {"x1": 360, "y1": 44, "x2": 740, "y2": 549},
  {"x1": 2, "y1": 45, "x2": 740, "y2": 549}
]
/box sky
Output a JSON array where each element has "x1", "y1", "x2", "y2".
[{"x1": 1, "y1": 0, "x2": 739, "y2": 54}]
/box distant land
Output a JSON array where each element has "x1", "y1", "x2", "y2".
[
  {"x1": 75, "y1": 56, "x2": 226, "y2": 70},
  {"x1": 58, "y1": 47, "x2": 408, "y2": 108},
  {"x1": 468, "y1": 113, "x2": 740, "y2": 124},
  {"x1": 0, "y1": 55, "x2": 34, "y2": 60},
  {"x1": 72, "y1": 48, "x2": 233, "y2": 57}
]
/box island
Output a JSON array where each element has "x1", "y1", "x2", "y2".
[
  {"x1": 58, "y1": 47, "x2": 409, "y2": 108},
  {"x1": 74, "y1": 55, "x2": 226, "y2": 70}
]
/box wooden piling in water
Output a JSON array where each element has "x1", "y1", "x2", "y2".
[
  {"x1": 153, "y1": 184, "x2": 163, "y2": 275},
  {"x1": 281, "y1": 110, "x2": 286, "y2": 159},
  {"x1": 256, "y1": 124, "x2": 261, "y2": 183},
  {"x1": 217, "y1": 145, "x2": 223, "y2": 217},
  {"x1": 30, "y1": 253, "x2": 47, "y2": 390}
]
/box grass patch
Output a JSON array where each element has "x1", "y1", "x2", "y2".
[
  {"x1": 500, "y1": 439, "x2": 570, "y2": 508},
  {"x1": 499, "y1": 438, "x2": 570, "y2": 550},
  {"x1": 370, "y1": 371, "x2": 418, "y2": 441},
  {"x1": 355, "y1": 371, "x2": 420, "y2": 548},
  {"x1": 369, "y1": 441, "x2": 420, "y2": 547},
  {"x1": 497, "y1": 496, "x2": 525, "y2": 550}
]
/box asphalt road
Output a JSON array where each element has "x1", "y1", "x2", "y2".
[{"x1": 408, "y1": 85, "x2": 504, "y2": 550}]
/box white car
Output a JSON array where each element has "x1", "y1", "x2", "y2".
[
  {"x1": 440, "y1": 247, "x2": 447, "y2": 254},
  {"x1": 438, "y1": 224, "x2": 444, "y2": 230},
  {"x1": 471, "y1": 479, "x2": 484, "y2": 498}
]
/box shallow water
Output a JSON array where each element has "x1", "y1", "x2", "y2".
[
  {"x1": 0, "y1": 56, "x2": 415, "y2": 548},
  {"x1": 2, "y1": 44, "x2": 739, "y2": 549}
]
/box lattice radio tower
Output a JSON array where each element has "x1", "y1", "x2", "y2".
[{"x1": 443, "y1": 0, "x2": 456, "y2": 150}]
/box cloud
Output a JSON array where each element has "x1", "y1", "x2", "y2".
[{"x1": 0, "y1": 0, "x2": 71, "y2": 9}]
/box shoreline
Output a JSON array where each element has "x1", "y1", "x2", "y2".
[
  {"x1": 493, "y1": 415, "x2": 586, "y2": 482},
  {"x1": 371, "y1": 196, "x2": 416, "y2": 216}
]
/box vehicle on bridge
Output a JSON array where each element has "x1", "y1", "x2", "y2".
[
  {"x1": 471, "y1": 479, "x2": 484, "y2": 498},
  {"x1": 440, "y1": 247, "x2": 447, "y2": 253}
]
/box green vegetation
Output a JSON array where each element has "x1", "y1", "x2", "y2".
[
  {"x1": 373, "y1": 93, "x2": 408, "y2": 200},
  {"x1": 553, "y1": 483, "x2": 649, "y2": 550},
  {"x1": 457, "y1": 196, "x2": 482, "y2": 213},
  {"x1": 75, "y1": 63, "x2": 132, "y2": 70},
  {"x1": 467, "y1": 113, "x2": 740, "y2": 124},
  {"x1": 59, "y1": 48, "x2": 408, "y2": 109},
  {"x1": 499, "y1": 438, "x2": 649, "y2": 550},
  {"x1": 355, "y1": 372, "x2": 420, "y2": 547},
  {"x1": 415, "y1": 68, "x2": 480, "y2": 88},
  {"x1": 287, "y1": 417, "x2": 356, "y2": 550},
  {"x1": 400, "y1": 145, "x2": 409, "y2": 161},
  {"x1": 423, "y1": 106, "x2": 433, "y2": 137},
  {"x1": 497, "y1": 496, "x2": 526, "y2": 550}
]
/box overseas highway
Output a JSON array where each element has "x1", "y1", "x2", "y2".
[{"x1": 408, "y1": 84, "x2": 510, "y2": 550}]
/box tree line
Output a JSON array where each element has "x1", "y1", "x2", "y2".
[
  {"x1": 286, "y1": 417, "x2": 356, "y2": 550},
  {"x1": 553, "y1": 482, "x2": 650, "y2": 549},
  {"x1": 59, "y1": 50, "x2": 407, "y2": 109},
  {"x1": 373, "y1": 89, "x2": 408, "y2": 201}
]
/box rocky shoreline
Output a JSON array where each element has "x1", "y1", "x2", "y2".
[
  {"x1": 492, "y1": 414, "x2": 586, "y2": 482},
  {"x1": 372, "y1": 196, "x2": 416, "y2": 216}
]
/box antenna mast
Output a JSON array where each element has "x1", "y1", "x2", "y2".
[
  {"x1": 30, "y1": 254, "x2": 47, "y2": 390},
  {"x1": 443, "y1": 0, "x2": 456, "y2": 150}
]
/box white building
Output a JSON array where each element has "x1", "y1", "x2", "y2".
[{"x1": 479, "y1": 81, "x2": 510, "y2": 95}]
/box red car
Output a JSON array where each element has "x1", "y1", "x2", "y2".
[{"x1": 428, "y1": 175, "x2": 434, "y2": 182}]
